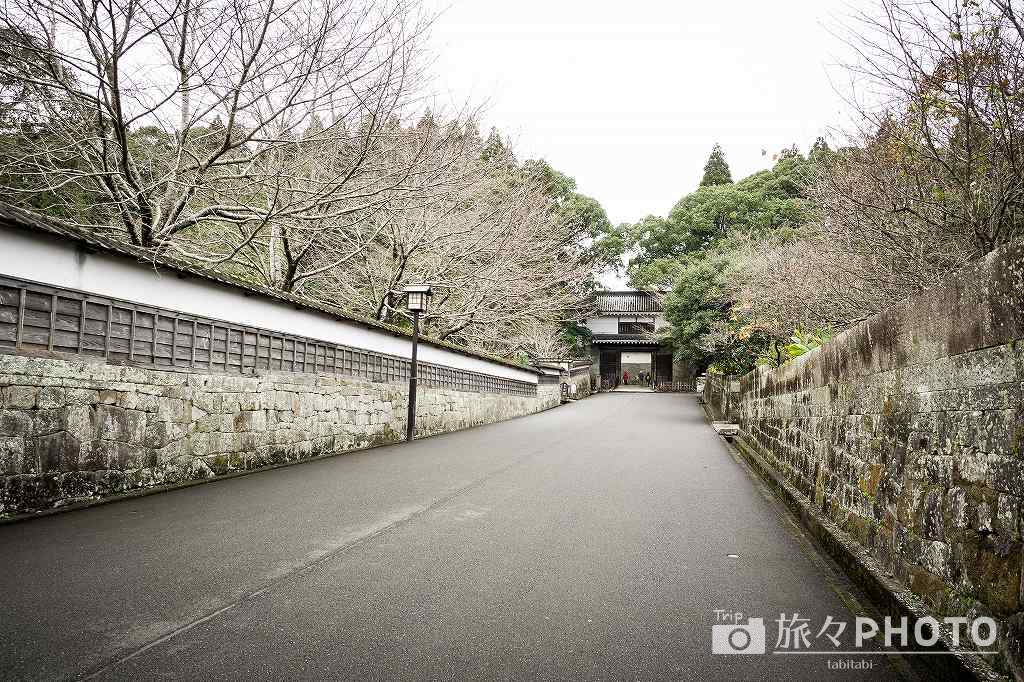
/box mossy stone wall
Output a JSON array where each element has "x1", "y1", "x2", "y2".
[
  {"x1": 732, "y1": 241, "x2": 1024, "y2": 675},
  {"x1": 0, "y1": 354, "x2": 559, "y2": 516}
]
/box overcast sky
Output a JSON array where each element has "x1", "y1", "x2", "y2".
[{"x1": 425, "y1": 0, "x2": 858, "y2": 227}]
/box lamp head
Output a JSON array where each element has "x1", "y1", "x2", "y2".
[{"x1": 403, "y1": 284, "x2": 432, "y2": 313}]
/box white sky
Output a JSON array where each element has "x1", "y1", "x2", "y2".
[{"x1": 425, "y1": 0, "x2": 859, "y2": 227}]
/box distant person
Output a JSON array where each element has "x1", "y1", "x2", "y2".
[{"x1": 623, "y1": 370, "x2": 630, "y2": 385}]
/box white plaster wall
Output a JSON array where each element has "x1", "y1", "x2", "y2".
[
  {"x1": 586, "y1": 314, "x2": 665, "y2": 333},
  {"x1": 584, "y1": 316, "x2": 618, "y2": 334},
  {"x1": 621, "y1": 351, "x2": 652, "y2": 364},
  {"x1": 0, "y1": 227, "x2": 537, "y2": 383}
]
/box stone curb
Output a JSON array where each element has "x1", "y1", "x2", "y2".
[{"x1": 699, "y1": 401, "x2": 1004, "y2": 681}]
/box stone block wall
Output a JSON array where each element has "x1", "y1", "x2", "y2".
[
  {"x1": 0, "y1": 354, "x2": 560, "y2": 516},
  {"x1": 567, "y1": 368, "x2": 592, "y2": 398},
  {"x1": 703, "y1": 371, "x2": 740, "y2": 421},
  {"x1": 731, "y1": 242, "x2": 1024, "y2": 675},
  {"x1": 672, "y1": 356, "x2": 695, "y2": 386}
]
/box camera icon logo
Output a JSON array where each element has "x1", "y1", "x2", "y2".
[{"x1": 711, "y1": 618, "x2": 766, "y2": 654}]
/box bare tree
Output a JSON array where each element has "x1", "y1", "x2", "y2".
[
  {"x1": 0, "y1": 0, "x2": 624, "y2": 357},
  {"x1": 314, "y1": 126, "x2": 595, "y2": 356},
  {"x1": 0, "y1": 0, "x2": 432, "y2": 258},
  {"x1": 829, "y1": 0, "x2": 1024, "y2": 255},
  {"x1": 166, "y1": 106, "x2": 478, "y2": 294},
  {"x1": 504, "y1": 321, "x2": 575, "y2": 360},
  {"x1": 727, "y1": 0, "x2": 1024, "y2": 343}
]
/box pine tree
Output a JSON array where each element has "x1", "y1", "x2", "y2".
[
  {"x1": 302, "y1": 114, "x2": 324, "y2": 140},
  {"x1": 808, "y1": 136, "x2": 831, "y2": 161},
  {"x1": 699, "y1": 143, "x2": 732, "y2": 187},
  {"x1": 481, "y1": 127, "x2": 515, "y2": 166},
  {"x1": 416, "y1": 108, "x2": 436, "y2": 132}
]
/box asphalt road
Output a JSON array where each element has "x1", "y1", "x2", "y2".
[{"x1": 1, "y1": 393, "x2": 905, "y2": 680}]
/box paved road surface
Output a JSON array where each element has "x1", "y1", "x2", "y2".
[{"x1": 1, "y1": 393, "x2": 904, "y2": 680}]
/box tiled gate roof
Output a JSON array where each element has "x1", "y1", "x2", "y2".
[{"x1": 595, "y1": 291, "x2": 662, "y2": 314}]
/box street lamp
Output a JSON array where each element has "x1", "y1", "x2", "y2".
[{"x1": 403, "y1": 284, "x2": 432, "y2": 442}]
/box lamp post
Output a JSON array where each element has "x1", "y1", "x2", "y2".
[{"x1": 403, "y1": 284, "x2": 432, "y2": 442}]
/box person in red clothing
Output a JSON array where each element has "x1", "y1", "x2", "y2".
[{"x1": 623, "y1": 370, "x2": 630, "y2": 385}]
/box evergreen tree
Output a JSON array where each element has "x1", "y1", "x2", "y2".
[
  {"x1": 808, "y1": 136, "x2": 831, "y2": 162},
  {"x1": 415, "y1": 108, "x2": 436, "y2": 132},
  {"x1": 302, "y1": 114, "x2": 324, "y2": 139},
  {"x1": 699, "y1": 143, "x2": 732, "y2": 187},
  {"x1": 481, "y1": 127, "x2": 514, "y2": 165}
]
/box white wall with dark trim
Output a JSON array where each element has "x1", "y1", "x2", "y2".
[{"x1": 0, "y1": 225, "x2": 537, "y2": 384}]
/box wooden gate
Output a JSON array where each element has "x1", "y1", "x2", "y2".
[
  {"x1": 654, "y1": 354, "x2": 673, "y2": 384},
  {"x1": 600, "y1": 350, "x2": 621, "y2": 389}
]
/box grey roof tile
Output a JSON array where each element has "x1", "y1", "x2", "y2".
[{"x1": 595, "y1": 290, "x2": 663, "y2": 314}]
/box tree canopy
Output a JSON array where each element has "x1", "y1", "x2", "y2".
[
  {"x1": 613, "y1": 144, "x2": 820, "y2": 374},
  {"x1": 625, "y1": 149, "x2": 815, "y2": 291}
]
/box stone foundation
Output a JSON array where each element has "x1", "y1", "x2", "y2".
[{"x1": 0, "y1": 354, "x2": 560, "y2": 516}]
